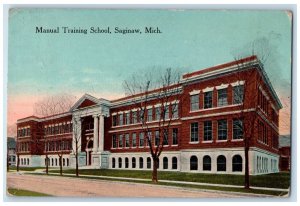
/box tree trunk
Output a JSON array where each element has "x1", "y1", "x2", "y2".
[
  {"x1": 76, "y1": 154, "x2": 79, "y2": 177},
  {"x1": 17, "y1": 155, "x2": 20, "y2": 172},
  {"x1": 244, "y1": 137, "x2": 250, "y2": 189},
  {"x1": 7, "y1": 150, "x2": 9, "y2": 172},
  {"x1": 59, "y1": 155, "x2": 63, "y2": 176},
  {"x1": 152, "y1": 157, "x2": 159, "y2": 183},
  {"x1": 46, "y1": 154, "x2": 49, "y2": 175}
]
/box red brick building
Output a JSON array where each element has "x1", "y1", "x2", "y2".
[{"x1": 16, "y1": 55, "x2": 282, "y2": 175}]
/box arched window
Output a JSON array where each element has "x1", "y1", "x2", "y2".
[
  {"x1": 55, "y1": 158, "x2": 58, "y2": 166},
  {"x1": 51, "y1": 158, "x2": 54, "y2": 166},
  {"x1": 190, "y1": 156, "x2": 198, "y2": 170},
  {"x1": 118, "y1": 157, "x2": 122, "y2": 168},
  {"x1": 217, "y1": 155, "x2": 226, "y2": 171},
  {"x1": 139, "y1": 157, "x2": 144, "y2": 169},
  {"x1": 147, "y1": 157, "x2": 151, "y2": 169},
  {"x1": 112, "y1": 158, "x2": 115, "y2": 168},
  {"x1": 163, "y1": 157, "x2": 168, "y2": 169},
  {"x1": 21, "y1": 158, "x2": 23, "y2": 165},
  {"x1": 172, "y1": 157, "x2": 177, "y2": 169},
  {"x1": 203, "y1": 155, "x2": 211, "y2": 171},
  {"x1": 63, "y1": 158, "x2": 65, "y2": 166},
  {"x1": 132, "y1": 157, "x2": 136, "y2": 168},
  {"x1": 125, "y1": 157, "x2": 129, "y2": 168},
  {"x1": 27, "y1": 158, "x2": 29, "y2": 165},
  {"x1": 232, "y1": 155, "x2": 242, "y2": 172},
  {"x1": 67, "y1": 158, "x2": 69, "y2": 166}
]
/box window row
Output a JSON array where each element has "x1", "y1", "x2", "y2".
[
  {"x1": 44, "y1": 123, "x2": 73, "y2": 136},
  {"x1": 258, "y1": 120, "x2": 269, "y2": 145},
  {"x1": 190, "y1": 85, "x2": 244, "y2": 111},
  {"x1": 190, "y1": 119, "x2": 243, "y2": 142},
  {"x1": 112, "y1": 156, "x2": 178, "y2": 170},
  {"x1": 258, "y1": 88, "x2": 279, "y2": 125},
  {"x1": 45, "y1": 140, "x2": 72, "y2": 152},
  {"x1": 256, "y1": 156, "x2": 273, "y2": 173},
  {"x1": 112, "y1": 128, "x2": 179, "y2": 149},
  {"x1": 258, "y1": 89, "x2": 269, "y2": 114},
  {"x1": 44, "y1": 157, "x2": 70, "y2": 167},
  {"x1": 18, "y1": 142, "x2": 30, "y2": 152},
  {"x1": 17, "y1": 127, "x2": 31, "y2": 137},
  {"x1": 112, "y1": 104, "x2": 179, "y2": 127},
  {"x1": 19, "y1": 158, "x2": 30, "y2": 165},
  {"x1": 190, "y1": 155, "x2": 243, "y2": 172}
]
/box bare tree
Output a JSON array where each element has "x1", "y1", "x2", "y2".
[
  {"x1": 229, "y1": 38, "x2": 283, "y2": 188},
  {"x1": 34, "y1": 93, "x2": 76, "y2": 175},
  {"x1": 123, "y1": 68, "x2": 182, "y2": 183},
  {"x1": 71, "y1": 116, "x2": 82, "y2": 177}
]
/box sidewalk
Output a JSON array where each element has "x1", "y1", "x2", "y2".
[{"x1": 26, "y1": 170, "x2": 289, "y2": 193}]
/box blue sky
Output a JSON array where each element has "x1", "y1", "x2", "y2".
[{"x1": 8, "y1": 9, "x2": 291, "y2": 134}]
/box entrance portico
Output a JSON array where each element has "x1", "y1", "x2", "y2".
[{"x1": 69, "y1": 94, "x2": 110, "y2": 168}]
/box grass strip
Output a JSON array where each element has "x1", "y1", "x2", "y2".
[{"x1": 7, "y1": 188, "x2": 51, "y2": 196}]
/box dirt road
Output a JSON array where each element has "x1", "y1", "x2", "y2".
[{"x1": 7, "y1": 172, "x2": 267, "y2": 198}]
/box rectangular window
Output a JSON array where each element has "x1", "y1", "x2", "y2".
[
  {"x1": 147, "y1": 108, "x2": 153, "y2": 122},
  {"x1": 218, "y1": 119, "x2": 227, "y2": 140},
  {"x1": 163, "y1": 129, "x2": 168, "y2": 145},
  {"x1": 155, "y1": 130, "x2": 159, "y2": 146},
  {"x1": 204, "y1": 91, "x2": 213, "y2": 109},
  {"x1": 164, "y1": 105, "x2": 169, "y2": 119},
  {"x1": 112, "y1": 115, "x2": 117, "y2": 126},
  {"x1": 190, "y1": 94, "x2": 199, "y2": 111},
  {"x1": 172, "y1": 128, "x2": 178, "y2": 145},
  {"x1": 218, "y1": 89, "x2": 228, "y2": 107},
  {"x1": 125, "y1": 113, "x2": 130, "y2": 125},
  {"x1": 139, "y1": 132, "x2": 144, "y2": 147},
  {"x1": 172, "y1": 104, "x2": 179, "y2": 119},
  {"x1": 233, "y1": 85, "x2": 244, "y2": 104},
  {"x1": 203, "y1": 121, "x2": 213, "y2": 141},
  {"x1": 119, "y1": 114, "x2": 123, "y2": 126},
  {"x1": 233, "y1": 119, "x2": 243, "y2": 139},
  {"x1": 118, "y1": 134, "x2": 123, "y2": 148},
  {"x1": 112, "y1": 134, "x2": 117, "y2": 148},
  {"x1": 132, "y1": 111, "x2": 137, "y2": 124},
  {"x1": 190, "y1": 122, "x2": 199, "y2": 142},
  {"x1": 155, "y1": 107, "x2": 160, "y2": 121},
  {"x1": 132, "y1": 133, "x2": 137, "y2": 147},
  {"x1": 125, "y1": 134, "x2": 130, "y2": 147}
]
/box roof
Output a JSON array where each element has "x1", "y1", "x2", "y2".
[{"x1": 182, "y1": 56, "x2": 258, "y2": 79}]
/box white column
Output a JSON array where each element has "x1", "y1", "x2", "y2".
[
  {"x1": 93, "y1": 115, "x2": 99, "y2": 153},
  {"x1": 98, "y1": 114, "x2": 104, "y2": 152}
]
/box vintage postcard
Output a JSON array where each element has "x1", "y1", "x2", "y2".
[{"x1": 6, "y1": 8, "x2": 292, "y2": 199}]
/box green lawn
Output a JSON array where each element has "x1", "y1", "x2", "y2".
[
  {"x1": 7, "y1": 188, "x2": 51, "y2": 196},
  {"x1": 50, "y1": 169, "x2": 290, "y2": 189},
  {"x1": 8, "y1": 166, "x2": 45, "y2": 171}
]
